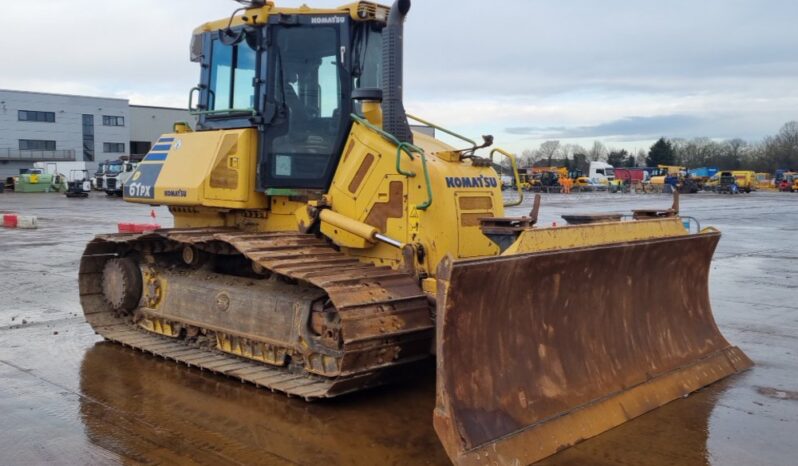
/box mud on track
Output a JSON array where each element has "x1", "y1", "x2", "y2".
[{"x1": 1, "y1": 191, "x2": 796, "y2": 465}]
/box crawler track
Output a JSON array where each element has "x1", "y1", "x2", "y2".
[{"x1": 79, "y1": 228, "x2": 434, "y2": 399}]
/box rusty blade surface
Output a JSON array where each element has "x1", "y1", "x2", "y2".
[{"x1": 434, "y1": 231, "x2": 753, "y2": 465}]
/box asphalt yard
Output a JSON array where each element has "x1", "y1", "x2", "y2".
[{"x1": 0, "y1": 190, "x2": 795, "y2": 465}]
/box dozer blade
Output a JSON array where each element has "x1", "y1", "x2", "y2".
[{"x1": 433, "y1": 229, "x2": 752, "y2": 465}]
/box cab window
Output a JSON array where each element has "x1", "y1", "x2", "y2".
[{"x1": 209, "y1": 37, "x2": 257, "y2": 111}]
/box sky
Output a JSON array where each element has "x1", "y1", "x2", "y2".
[{"x1": 1, "y1": 0, "x2": 796, "y2": 154}]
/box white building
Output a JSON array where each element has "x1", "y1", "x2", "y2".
[{"x1": 0, "y1": 89, "x2": 194, "y2": 179}]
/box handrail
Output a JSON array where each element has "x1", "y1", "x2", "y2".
[
  {"x1": 490, "y1": 148, "x2": 524, "y2": 207},
  {"x1": 351, "y1": 114, "x2": 433, "y2": 210},
  {"x1": 0, "y1": 149, "x2": 76, "y2": 162},
  {"x1": 396, "y1": 142, "x2": 416, "y2": 178},
  {"x1": 400, "y1": 142, "x2": 433, "y2": 210},
  {"x1": 351, "y1": 113, "x2": 402, "y2": 146},
  {"x1": 188, "y1": 86, "x2": 200, "y2": 112},
  {"x1": 190, "y1": 108, "x2": 258, "y2": 117},
  {"x1": 188, "y1": 85, "x2": 257, "y2": 117},
  {"x1": 406, "y1": 113, "x2": 477, "y2": 148}
]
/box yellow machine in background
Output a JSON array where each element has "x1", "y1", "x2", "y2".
[
  {"x1": 649, "y1": 164, "x2": 685, "y2": 185},
  {"x1": 732, "y1": 170, "x2": 756, "y2": 193},
  {"x1": 755, "y1": 172, "x2": 774, "y2": 191},
  {"x1": 78, "y1": 1, "x2": 751, "y2": 464},
  {"x1": 780, "y1": 171, "x2": 798, "y2": 192},
  {"x1": 517, "y1": 171, "x2": 534, "y2": 190}
]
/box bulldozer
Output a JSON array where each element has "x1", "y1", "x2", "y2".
[{"x1": 79, "y1": 1, "x2": 752, "y2": 464}]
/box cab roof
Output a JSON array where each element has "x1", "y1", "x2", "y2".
[{"x1": 193, "y1": 1, "x2": 389, "y2": 34}]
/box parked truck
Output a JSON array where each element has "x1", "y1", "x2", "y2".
[
  {"x1": 92, "y1": 162, "x2": 107, "y2": 191},
  {"x1": 614, "y1": 167, "x2": 647, "y2": 186},
  {"x1": 588, "y1": 161, "x2": 615, "y2": 189},
  {"x1": 103, "y1": 158, "x2": 138, "y2": 197}
]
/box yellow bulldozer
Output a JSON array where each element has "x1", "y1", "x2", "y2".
[{"x1": 79, "y1": 1, "x2": 751, "y2": 464}]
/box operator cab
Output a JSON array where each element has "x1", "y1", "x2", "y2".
[{"x1": 191, "y1": 11, "x2": 384, "y2": 191}]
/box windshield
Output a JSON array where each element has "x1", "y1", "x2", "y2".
[
  {"x1": 605, "y1": 168, "x2": 615, "y2": 177},
  {"x1": 107, "y1": 164, "x2": 123, "y2": 174}
]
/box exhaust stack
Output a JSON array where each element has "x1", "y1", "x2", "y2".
[{"x1": 382, "y1": 0, "x2": 413, "y2": 143}]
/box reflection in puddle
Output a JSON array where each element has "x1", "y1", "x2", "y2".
[
  {"x1": 79, "y1": 343, "x2": 448, "y2": 465},
  {"x1": 78, "y1": 344, "x2": 778, "y2": 465},
  {"x1": 756, "y1": 386, "x2": 798, "y2": 401},
  {"x1": 537, "y1": 383, "x2": 729, "y2": 466}
]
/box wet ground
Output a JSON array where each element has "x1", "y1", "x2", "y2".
[{"x1": 0, "y1": 191, "x2": 796, "y2": 465}]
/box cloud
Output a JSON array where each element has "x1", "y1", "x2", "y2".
[
  {"x1": 506, "y1": 114, "x2": 701, "y2": 140},
  {"x1": 0, "y1": 0, "x2": 796, "y2": 151}
]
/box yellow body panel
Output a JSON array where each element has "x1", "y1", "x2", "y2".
[
  {"x1": 126, "y1": 129, "x2": 267, "y2": 211},
  {"x1": 327, "y1": 122, "x2": 503, "y2": 273}
]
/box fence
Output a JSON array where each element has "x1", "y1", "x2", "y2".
[{"x1": 0, "y1": 148, "x2": 76, "y2": 161}]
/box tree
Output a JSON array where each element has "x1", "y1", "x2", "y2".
[
  {"x1": 517, "y1": 120, "x2": 797, "y2": 175},
  {"x1": 635, "y1": 149, "x2": 647, "y2": 167},
  {"x1": 606, "y1": 149, "x2": 629, "y2": 167},
  {"x1": 538, "y1": 140, "x2": 561, "y2": 166},
  {"x1": 559, "y1": 143, "x2": 575, "y2": 169},
  {"x1": 572, "y1": 152, "x2": 589, "y2": 174},
  {"x1": 673, "y1": 137, "x2": 721, "y2": 168},
  {"x1": 588, "y1": 141, "x2": 607, "y2": 161},
  {"x1": 647, "y1": 137, "x2": 675, "y2": 166},
  {"x1": 520, "y1": 149, "x2": 536, "y2": 168},
  {"x1": 763, "y1": 121, "x2": 798, "y2": 170}
]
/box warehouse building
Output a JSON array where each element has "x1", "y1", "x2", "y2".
[{"x1": 0, "y1": 89, "x2": 194, "y2": 179}]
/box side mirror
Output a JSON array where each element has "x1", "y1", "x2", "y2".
[{"x1": 189, "y1": 33, "x2": 205, "y2": 63}]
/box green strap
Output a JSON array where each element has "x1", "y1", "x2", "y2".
[
  {"x1": 396, "y1": 142, "x2": 416, "y2": 178},
  {"x1": 397, "y1": 142, "x2": 433, "y2": 210}
]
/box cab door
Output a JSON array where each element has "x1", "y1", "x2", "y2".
[{"x1": 258, "y1": 16, "x2": 352, "y2": 191}]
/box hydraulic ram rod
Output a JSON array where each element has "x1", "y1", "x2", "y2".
[{"x1": 319, "y1": 209, "x2": 403, "y2": 248}]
